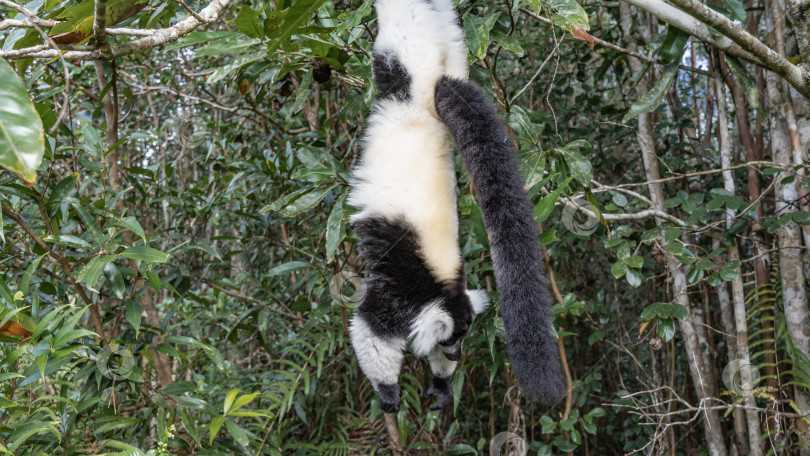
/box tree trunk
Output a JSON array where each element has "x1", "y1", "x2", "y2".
[{"x1": 764, "y1": 49, "x2": 810, "y2": 447}]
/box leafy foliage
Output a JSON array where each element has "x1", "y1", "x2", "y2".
[{"x1": 0, "y1": 0, "x2": 809, "y2": 454}]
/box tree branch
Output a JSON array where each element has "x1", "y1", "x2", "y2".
[
  {"x1": 666, "y1": 0, "x2": 810, "y2": 97},
  {"x1": 0, "y1": 0, "x2": 233, "y2": 60}
]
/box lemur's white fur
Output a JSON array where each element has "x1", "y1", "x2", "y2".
[
  {"x1": 409, "y1": 301, "x2": 454, "y2": 356},
  {"x1": 466, "y1": 289, "x2": 490, "y2": 314},
  {"x1": 349, "y1": 316, "x2": 406, "y2": 386},
  {"x1": 348, "y1": 0, "x2": 468, "y2": 284}
]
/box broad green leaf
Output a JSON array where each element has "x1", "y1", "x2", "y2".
[
  {"x1": 73, "y1": 203, "x2": 104, "y2": 246},
  {"x1": 658, "y1": 318, "x2": 676, "y2": 342},
  {"x1": 623, "y1": 62, "x2": 679, "y2": 122},
  {"x1": 120, "y1": 245, "x2": 169, "y2": 263},
  {"x1": 525, "y1": 0, "x2": 589, "y2": 31},
  {"x1": 228, "y1": 392, "x2": 260, "y2": 414},
  {"x1": 625, "y1": 267, "x2": 642, "y2": 287},
  {"x1": 610, "y1": 261, "x2": 627, "y2": 278},
  {"x1": 659, "y1": 26, "x2": 689, "y2": 65},
  {"x1": 234, "y1": 5, "x2": 264, "y2": 39},
  {"x1": 116, "y1": 216, "x2": 146, "y2": 243},
  {"x1": 720, "y1": 0, "x2": 746, "y2": 22},
  {"x1": 264, "y1": 0, "x2": 329, "y2": 54},
  {"x1": 491, "y1": 30, "x2": 524, "y2": 57},
  {"x1": 261, "y1": 187, "x2": 308, "y2": 214},
  {"x1": 557, "y1": 140, "x2": 593, "y2": 186},
  {"x1": 463, "y1": 13, "x2": 500, "y2": 59},
  {"x1": 49, "y1": 0, "x2": 147, "y2": 41},
  {"x1": 209, "y1": 416, "x2": 224, "y2": 445},
  {"x1": 281, "y1": 184, "x2": 337, "y2": 218},
  {"x1": 0, "y1": 58, "x2": 45, "y2": 184},
  {"x1": 223, "y1": 419, "x2": 250, "y2": 446}
]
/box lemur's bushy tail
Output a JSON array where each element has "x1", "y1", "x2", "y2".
[{"x1": 435, "y1": 77, "x2": 565, "y2": 404}]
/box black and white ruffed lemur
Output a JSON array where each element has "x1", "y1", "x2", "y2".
[{"x1": 348, "y1": 0, "x2": 565, "y2": 413}]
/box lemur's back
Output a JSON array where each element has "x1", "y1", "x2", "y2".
[{"x1": 347, "y1": 0, "x2": 468, "y2": 285}]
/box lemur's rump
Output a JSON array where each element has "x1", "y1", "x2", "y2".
[{"x1": 348, "y1": 0, "x2": 487, "y2": 413}]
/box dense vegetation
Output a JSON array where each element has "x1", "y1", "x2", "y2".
[{"x1": 1, "y1": 0, "x2": 810, "y2": 454}]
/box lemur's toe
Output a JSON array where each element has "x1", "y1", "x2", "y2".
[
  {"x1": 377, "y1": 383, "x2": 401, "y2": 413},
  {"x1": 427, "y1": 376, "x2": 453, "y2": 411}
]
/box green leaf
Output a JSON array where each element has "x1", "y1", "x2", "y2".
[
  {"x1": 280, "y1": 184, "x2": 337, "y2": 218},
  {"x1": 659, "y1": 26, "x2": 689, "y2": 65},
  {"x1": 260, "y1": 188, "x2": 309, "y2": 214},
  {"x1": 526, "y1": 0, "x2": 589, "y2": 31},
  {"x1": 44, "y1": 234, "x2": 92, "y2": 250},
  {"x1": 0, "y1": 58, "x2": 45, "y2": 184},
  {"x1": 291, "y1": 69, "x2": 313, "y2": 114},
  {"x1": 463, "y1": 13, "x2": 500, "y2": 59},
  {"x1": 625, "y1": 267, "x2": 642, "y2": 287},
  {"x1": 73, "y1": 203, "x2": 104, "y2": 246},
  {"x1": 623, "y1": 62, "x2": 679, "y2": 122},
  {"x1": 687, "y1": 266, "x2": 704, "y2": 284},
  {"x1": 126, "y1": 301, "x2": 142, "y2": 336},
  {"x1": 162, "y1": 380, "x2": 197, "y2": 395},
  {"x1": 209, "y1": 416, "x2": 224, "y2": 445},
  {"x1": 491, "y1": 30, "x2": 524, "y2": 57},
  {"x1": 658, "y1": 318, "x2": 676, "y2": 342},
  {"x1": 264, "y1": 0, "x2": 329, "y2": 54},
  {"x1": 234, "y1": 5, "x2": 264, "y2": 39},
  {"x1": 720, "y1": 0, "x2": 746, "y2": 22},
  {"x1": 325, "y1": 193, "x2": 346, "y2": 262},
  {"x1": 266, "y1": 261, "x2": 310, "y2": 277},
  {"x1": 224, "y1": 388, "x2": 240, "y2": 414},
  {"x1": 120, "y1": 245, "x2": 169, "y2": 263},
  {"x1": 535, "y1": 177, "x2": 573, "y2": 223},
  {"x1": 116, "y1": 216, "x2": 146, "y2": 243},
  {"x1": 610, "y1": 261, "x2": 627, "y2": 279},
  {"x1": 228, "y1": 392, "x2": 260, "y2": 414},
  {"x1": 223, "y1": 419, "x2": 250, "y2": 446},
  {"x1": 670, "y1": 304, "x2": 688, "y2": 320},
  {"x1": 557, "y1": 140, "x2": 593, "y2": 186}
]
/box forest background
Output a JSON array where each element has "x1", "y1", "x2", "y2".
[{"x1": 1, "y1": 0, "x2": 810, "y2": 454}]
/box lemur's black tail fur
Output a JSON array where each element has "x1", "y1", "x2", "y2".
[{"x1": 435, "y1": 76, "x2": 565, "y2": 404}]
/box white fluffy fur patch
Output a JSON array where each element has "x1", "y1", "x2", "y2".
[
  {"x1": 466, "y1": 289, "x2": 490, "y2": 315},
  {"x1": 409, "y1": 300, "x2": 453, "y2": 357},
  {"x1": 349, "y1": 314, "x2": 406, "y2": 386},
  {"x1": 428, "y1": 344, "x2": 457, "y2": 378}
]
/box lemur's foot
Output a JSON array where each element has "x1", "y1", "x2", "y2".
[
  {"x1": 427, "y1": 376, "x2": 453, "y2": 411},
  {"x1": 377, "y1": 383, "x2": 401, "y2": 413}
]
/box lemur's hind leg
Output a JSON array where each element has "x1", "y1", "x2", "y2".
[
  {"x1": 349, "y1": 313, "x2": 406, "y2": 413},
  {"x1": 372, "y1": 51, "x2": 411, "y2": 102},
  {"x1": 426, "y1": 345, "x2": 457, "y2": 411}
]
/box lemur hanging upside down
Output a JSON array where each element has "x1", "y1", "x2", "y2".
[{"x1": 348, "y1": 0, "x2": 565, "y2": 413}]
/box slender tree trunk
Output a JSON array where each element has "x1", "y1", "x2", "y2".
[
  {"x1": 764, "y1": 43, "x2": 810, "y2": 448},
  {"x1": 620, "y1": 6, "x2": 728, "y2": 454},
  {"x1": 714, "y1": 70, "x2": 764, "y2": 456}
]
